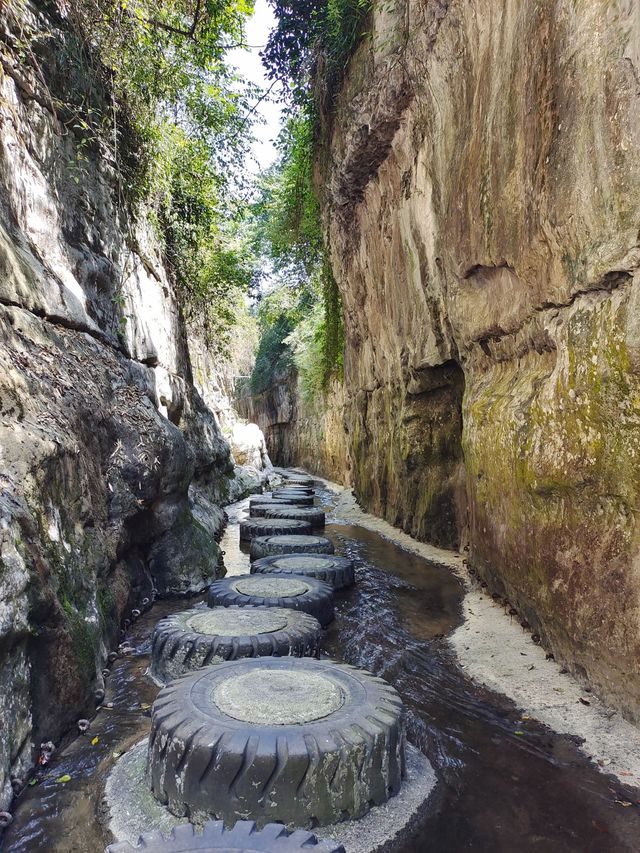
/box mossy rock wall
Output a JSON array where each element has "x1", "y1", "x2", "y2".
[
  {"x1": 0, "y1": 1, "x2": 232, "y2": 808},
  {"x1": 315, "y1": 0, "x2": 640, "y2": 717}
]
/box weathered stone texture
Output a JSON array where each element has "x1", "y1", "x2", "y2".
[
  {"x1": 315, "y1": 0, "x2": 640, "y2": 715},
  {"x1": 0, "y1": 1, "x2": 234, "y2": 808},
  {"x1": 239, "y1": 371, "x2": 350, "y2": 487}
]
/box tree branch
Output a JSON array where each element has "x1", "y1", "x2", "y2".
[{"x1": 146, "y1": 0, "x2": 203, "y2": 41}]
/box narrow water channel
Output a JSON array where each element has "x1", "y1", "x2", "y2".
[{"x1": 3, "y1": 484, "x2": 640, "y2": 852}]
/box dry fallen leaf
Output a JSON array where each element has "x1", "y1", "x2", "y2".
[{"x1": 91, "y1": 737, "x2": 99, "y2": 746}]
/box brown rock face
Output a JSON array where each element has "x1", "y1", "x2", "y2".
[
  {"x1": 251, "y1": 1, "x2": 640, "y2": 718},
  {"x1": 239, "y1": 371, "x2": 350, "y2": 486},
  {"x1": 329, "y1": 0, "x2": 640, "y2": 717}
]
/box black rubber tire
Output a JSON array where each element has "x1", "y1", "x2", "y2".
[
  {"x1": 207, "y1": 574, "x2": 335, "y2": 627},
  {"x1": 249, "y1": 502, "x2": 294, "y2": 518},
  {"x1": 271, "y1": 492, "x2": 315, "y2": 506},
  {"x1": 239, "y1": 518, "x2": 312, "y2": 542},
  {"x1": 146, "y1": 657, "x2": 405, "y2": 828},
  {"x1": 251, "y1": 554, "x2": 355, "y2": 590},
  {"x1": 150, "y1": 606, "x2": 323, "y2": 683},
  {"x1": 249, "y1": 535, "x2": 335, "y2": 562},
  {"x1": 249, "y1": 496, "x2": 298, "y2": 506},
  {"x1": 106, "y1": 820, "x2": 345, "y2": 852},
  {"x1": 264, "y1": 507, "x2": 326, "y2": 528}
]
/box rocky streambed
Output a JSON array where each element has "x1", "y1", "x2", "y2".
[{"x1": 2, "y1": 480, "x2": 640, "y2": 852}]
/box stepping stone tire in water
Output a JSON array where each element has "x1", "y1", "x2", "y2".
[
  {"x1": 249, "y1": 495, "x2": 298, "y2": 505},
  {"x1": 150, "y1": 606, "x2": 323, "y2": 683},
  {"x1": 264, "y1": 507, "x2": 326, "y2": 527},
  {"x1": 270, "y1": 492, "x2": 315, "y2": 506},
  {"x1": 239, "y1": 517, "x2": 312, "y2": 541},
  {"x1": 250, "y1": 534, "x2": 335, "y2": 561},
  {"x1": 146, "y1": 657, "x2": 405, "y2": 828},
  {"x1": 106, "y1": 820, "x2": 345, "y2": 852},
  {"x1": 251, "y1": 554, "x2": 355, "y2": 590},
  {"x1": 207, "y1": 574, "x2": 334, "y2": 627},
  {"x1": 249, "y1": 502, "x2": 295, "y2": 518}
]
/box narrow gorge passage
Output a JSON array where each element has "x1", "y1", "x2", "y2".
[{"x1": 4, "y1": 481, "x2": 640, "y2": 853}]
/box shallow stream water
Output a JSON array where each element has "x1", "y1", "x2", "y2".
[{"x1": 2, "y1": 484, "x2": 640, "y2": 852}]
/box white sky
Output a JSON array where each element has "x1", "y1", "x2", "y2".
[{"x1": 230, "y1": 0, "x2": 284, "y2": 174}]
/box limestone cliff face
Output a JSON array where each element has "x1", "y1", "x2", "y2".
[
  {"x1": 314, "y1": 0, "x2": 640, "y2": 717},
  {"x1": 0, "y1": 2, "x2": 236, "y2": 807},
  {"x1": 239, "y1": 370, "x2": 350, "y2": 485}
]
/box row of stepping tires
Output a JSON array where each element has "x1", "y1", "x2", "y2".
[{"x1": 108, "y1": 474, "x2": 406, "y2": 853}]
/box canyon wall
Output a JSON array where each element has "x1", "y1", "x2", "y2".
[
  {"x1": 0, "y1": 2, "x2": 245, "y2": 807},
  {"x1": 313, "y1": 0, "x2": 640, "y2": 717},
  {"x1": 239, "y1": 370, "x2": 350, "y2": 486}
]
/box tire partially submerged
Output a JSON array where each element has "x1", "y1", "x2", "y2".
[
  {"x1": 150, "y1": 606, "x2": 322, "y2": 683},
  {"x1": 146, "y1": 657, "x2": 405, "y2": 828},
  {"x1": 249, "y1": 496, "x2": 296, "y2": 506},
  {"x1": 250, "y1": 534, "x2": 335, "y2": 561},
  {"x1": 106, "y1": 820, "x2": 344, "y2": 853},
  {"x1": 264, "y1": 507, "x2": 326, "y2": 528},
  {"x1": 239, "y1": 518, "x2": 312, "y2": 541},
  {"x1": 251, "y1": 554, "x2": 355, "y2": 590},
  {"x1": 249, "y1": 502, "x2": 294, "y2": 518},
  {"x1": 207, "y1": 574, "x2": 334, "y2": 627},
  {"x1": 270, "y1": 492, "x2": 315, "y2": 506}
]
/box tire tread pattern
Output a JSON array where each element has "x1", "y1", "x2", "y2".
[
  {"x1": 106, "y1": 818, "x2": 345, "y2": 852},
  {"x1": 145, "y1": 659, "x2": 405, "y2": 829},
  {"x1": 249, "y1": 536, "x2": 335, "y2": 561},
  {"x1": 207, "y1": 576, "x2": 335, "y2": 627},
  {"x1": 239, "y1": 518, "x2": 312, "y2": 541},
  {"x1": 251, "y1": 555, "x2": 355, "y2": 590},
  {"x1": 151, "y1": 607, "x2": 323, "y2": 682}
]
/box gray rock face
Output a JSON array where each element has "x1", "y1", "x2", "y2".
[
  {"x1": 244, "y1": 0, "x2": 640, "y2": 720},
  {"x1": 0, "y1": 2, "x2": 233, "y2": 808},
  {"x1": 319, "y1": 1, "x2": 640, "y2": 717}
]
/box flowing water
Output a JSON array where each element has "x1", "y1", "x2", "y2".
[{"x1": 2, "y1": 485, "x2": 640, "y2": 852}]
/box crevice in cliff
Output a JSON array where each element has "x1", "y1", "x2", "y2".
[
  {"x1": 469, "y1": 267, "x2": 636, "y2": 358},
  {"x1": 535, "y1": 269, "x2": 633, "y2": 314}
]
